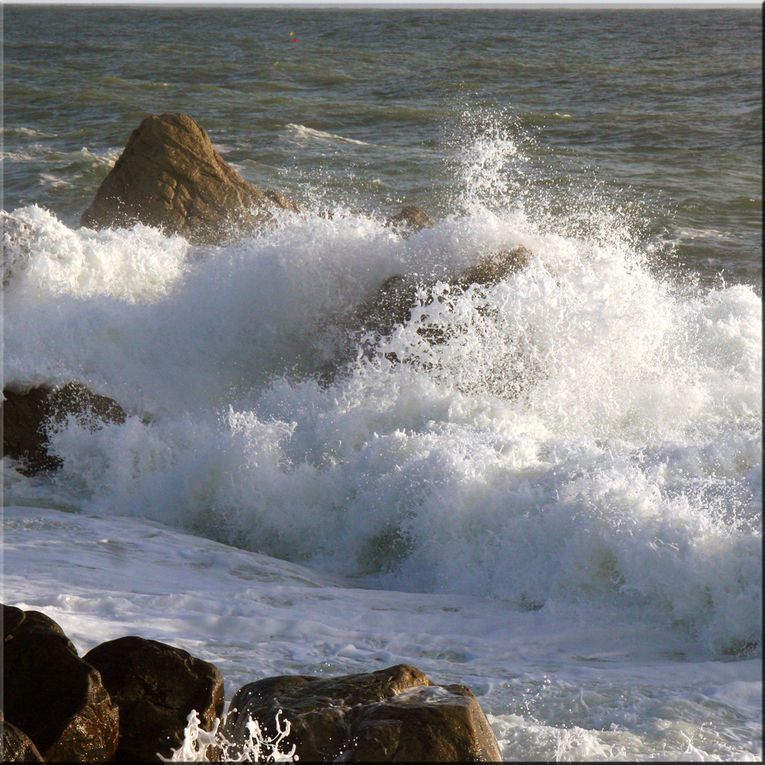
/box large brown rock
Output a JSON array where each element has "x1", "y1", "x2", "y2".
[
  {"x1": 84, "y1": 636, "x2": 225, "y2": 762},
  {"x1": 222, "y1": 664, "x2": 501, "y2": 762},
  {"x1": 81, "y1": 113, "x2": 299, "y2": 244},
  {"x1": 2, "y1": 605, "x2": 119, "y2": 762},
  {"x1": 2, "y1": 382, "x2": 126, "y2": 475},
  {"x1": 1, "y1": 719, "x2": 45, "y2": 763}
]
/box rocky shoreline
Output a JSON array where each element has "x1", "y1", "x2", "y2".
[{"x1": 2, "y1": 604, "x2": 501, "y2": 762}]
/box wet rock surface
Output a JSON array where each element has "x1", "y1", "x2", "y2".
[
  {"x1": 2, "y1": 605, "x2": 119, "y2": 762},
  {"x1": 84, "y1": 635, "x2": 225, "y2": 762},
  {"x1": 2, "y1": 382, "x2": 126, "y2": 475},
  {"x1": 223, "y1": 663, "x2": 502, "y2": 762},
  {"x1": 1, "y1": 718, "x2": 45, "y2": 763}
]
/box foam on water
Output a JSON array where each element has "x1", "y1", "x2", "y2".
[{"x1": 3, "y1": 119, "x2": 761, "y2": 662}]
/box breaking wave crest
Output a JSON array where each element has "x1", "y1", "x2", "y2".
[{"x1": 3, "y1": 115, "x2": 761, "y2": 657}]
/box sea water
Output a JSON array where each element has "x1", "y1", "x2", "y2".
[{"x1": 2, "y1": 7, "x2": 761, "y2": 761}]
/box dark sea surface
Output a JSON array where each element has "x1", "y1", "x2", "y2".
[{"x1": 3, "y1": 6, "x2": 762, "y2": 286}]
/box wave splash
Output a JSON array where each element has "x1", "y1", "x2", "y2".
[{"x1": 3, "y1": 114, "x2": 761, "y2": 656}]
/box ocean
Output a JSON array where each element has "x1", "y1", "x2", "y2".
[{"x1": 2, "y1": 6, "x2": 762, "y2": 761}]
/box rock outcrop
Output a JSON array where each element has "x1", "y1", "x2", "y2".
[
  {"x1": 2, "y1": 383, "x2": 126, "y2": 475},
  {"x1": 2, "y1": 605, "x2": 119, "y2": 762},
  {"x1": 84, "y1": 636, "x2": 225, "y2": 762},
  {"x1": 223, "y1": 663, "x2": 502, "y2": 762},
  {"x1": 81, "y1": 113, "x2": 299, "y2": 244},
  {"x1": 386, "y1": 204, "x2": 434, "y2": 234}
]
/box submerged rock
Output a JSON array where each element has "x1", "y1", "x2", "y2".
[
  {"x1": 223, "y1": 663, "x2": 501, "y2": 762},
  {"x1": 356, "y1": 244, "x2": 533, "y2": 344},
  {"x1": 2, "y1": 382, "x2": 126, "y2": 475},
  {"x1": 386, "y1": 204, "x2": 434, "y2": 234},
  {"x1": 2, "y1": 605, "x2": 119, "y2": 762},
  {"x1": 80, "y1": 113, "x2": 299, "y2": 244},
  {"x1": 454, "y1": 245, "x2": 532, "y2": 289},
  {"x1": 84, "y1": 636, "x2": 225, "y2": 762}
]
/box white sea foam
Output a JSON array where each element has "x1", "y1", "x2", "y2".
[
  {"x1": 284, "y1": 122, "x2": 372, "y2": 146},
  {"x1": 159, "y1": 709, "x2": 297, "y2": 763},
  {"x1": 3, "y1": 119, "x2": 761, "y2": 665}
]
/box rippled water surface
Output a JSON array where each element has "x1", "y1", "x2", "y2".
[{"x1": 3, "y1": 7, "x2": 762, "y2": 284}]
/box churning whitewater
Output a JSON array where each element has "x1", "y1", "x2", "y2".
[{"x1": 4, "y1": 125, "x2": 761, "y2": 663}]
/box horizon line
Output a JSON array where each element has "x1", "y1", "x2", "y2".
[{"x1": 4, "y1": 1, "x2": 760, "y2": 7}]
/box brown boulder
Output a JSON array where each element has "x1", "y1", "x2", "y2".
[
  {"x1": 222, "y1": 663, "x2": 501, "y2": 762},
  {"x1": 84, "y1": 636, "x2": 225, "y2": 762},
  {"x1": 80, "y1": 113, "x2": 299, "y2": 244},
  {"x1": 2, "y1": 382, "x2": 126, "y2": 475},
  {"x1": 1, "y1": 719, "x2": 44, "y2": 762},
  {"x1": 386, "y1": 205, "x2": 434, "y2": 234},
  {"x1": 2, "y1": 605, "x2": 119, "y2": 762}
]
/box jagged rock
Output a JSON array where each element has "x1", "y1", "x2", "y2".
[
  {"x1": 386, "y1": 204, "x2": 434, "y2": 234},
  {"x1": 84, "y1": 636, "x2": 225, "y2": 762},
  {"x1": 2, "y1": 383, "x2": 126, "y2": 475},
  {"x1": 1, "y1": 719, "x2": 44, "y2": 763},
  {"x1": 223, "y1": 663, "x2": 502, "y2": 762},
  {"x1": 2, "y1": 605, "x2": 119, "y2": 762},
  {"x1": 81, "y1": 113, "x2": 299, "y2": 244}
]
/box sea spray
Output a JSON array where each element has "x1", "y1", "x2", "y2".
[{"x1": 160, "y1": 709, "x2": 297, "y2": 763}]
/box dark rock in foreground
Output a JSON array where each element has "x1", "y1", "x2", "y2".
[
  {"x1": 223, "y1": 663, "x2": 502, "y2": 762},
  {"x1": 84, "y1": 635, "x2": 225, "y2": 762},
  {"x1": 2, "y1": 605, "x2": 119, "y2": 762},
  {"x1": 386, "y1": 204, "x2": 434, "y2": 234},
  {"x1": 1, "y1": 718, "x2": 45, "y2": 762},
  {"x1": 81, "y1": 113, "x2": 299, "y2": 244},
  {"x1": 2, "y1": 383, "x2": 126, "y2": 475}
]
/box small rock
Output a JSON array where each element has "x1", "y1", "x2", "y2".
[
  {"x1": 2, "y1": 605, "x2": 119, "y2": 762},
  {"x1": 2, "y1": 383, "x2": 126, "y2": 475},
  {"x1": 223, "y1": 663, "x2": 501, "y2": 762},
  {"x1": 386, "y1": 205, "x2": 434, "y2": 234},
  {"x1": 81, "y1": 113, "x2": 299, "y2": 244},
  {"x1": 84, "y1": 635, "x2": 225, "y2": 762}
]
